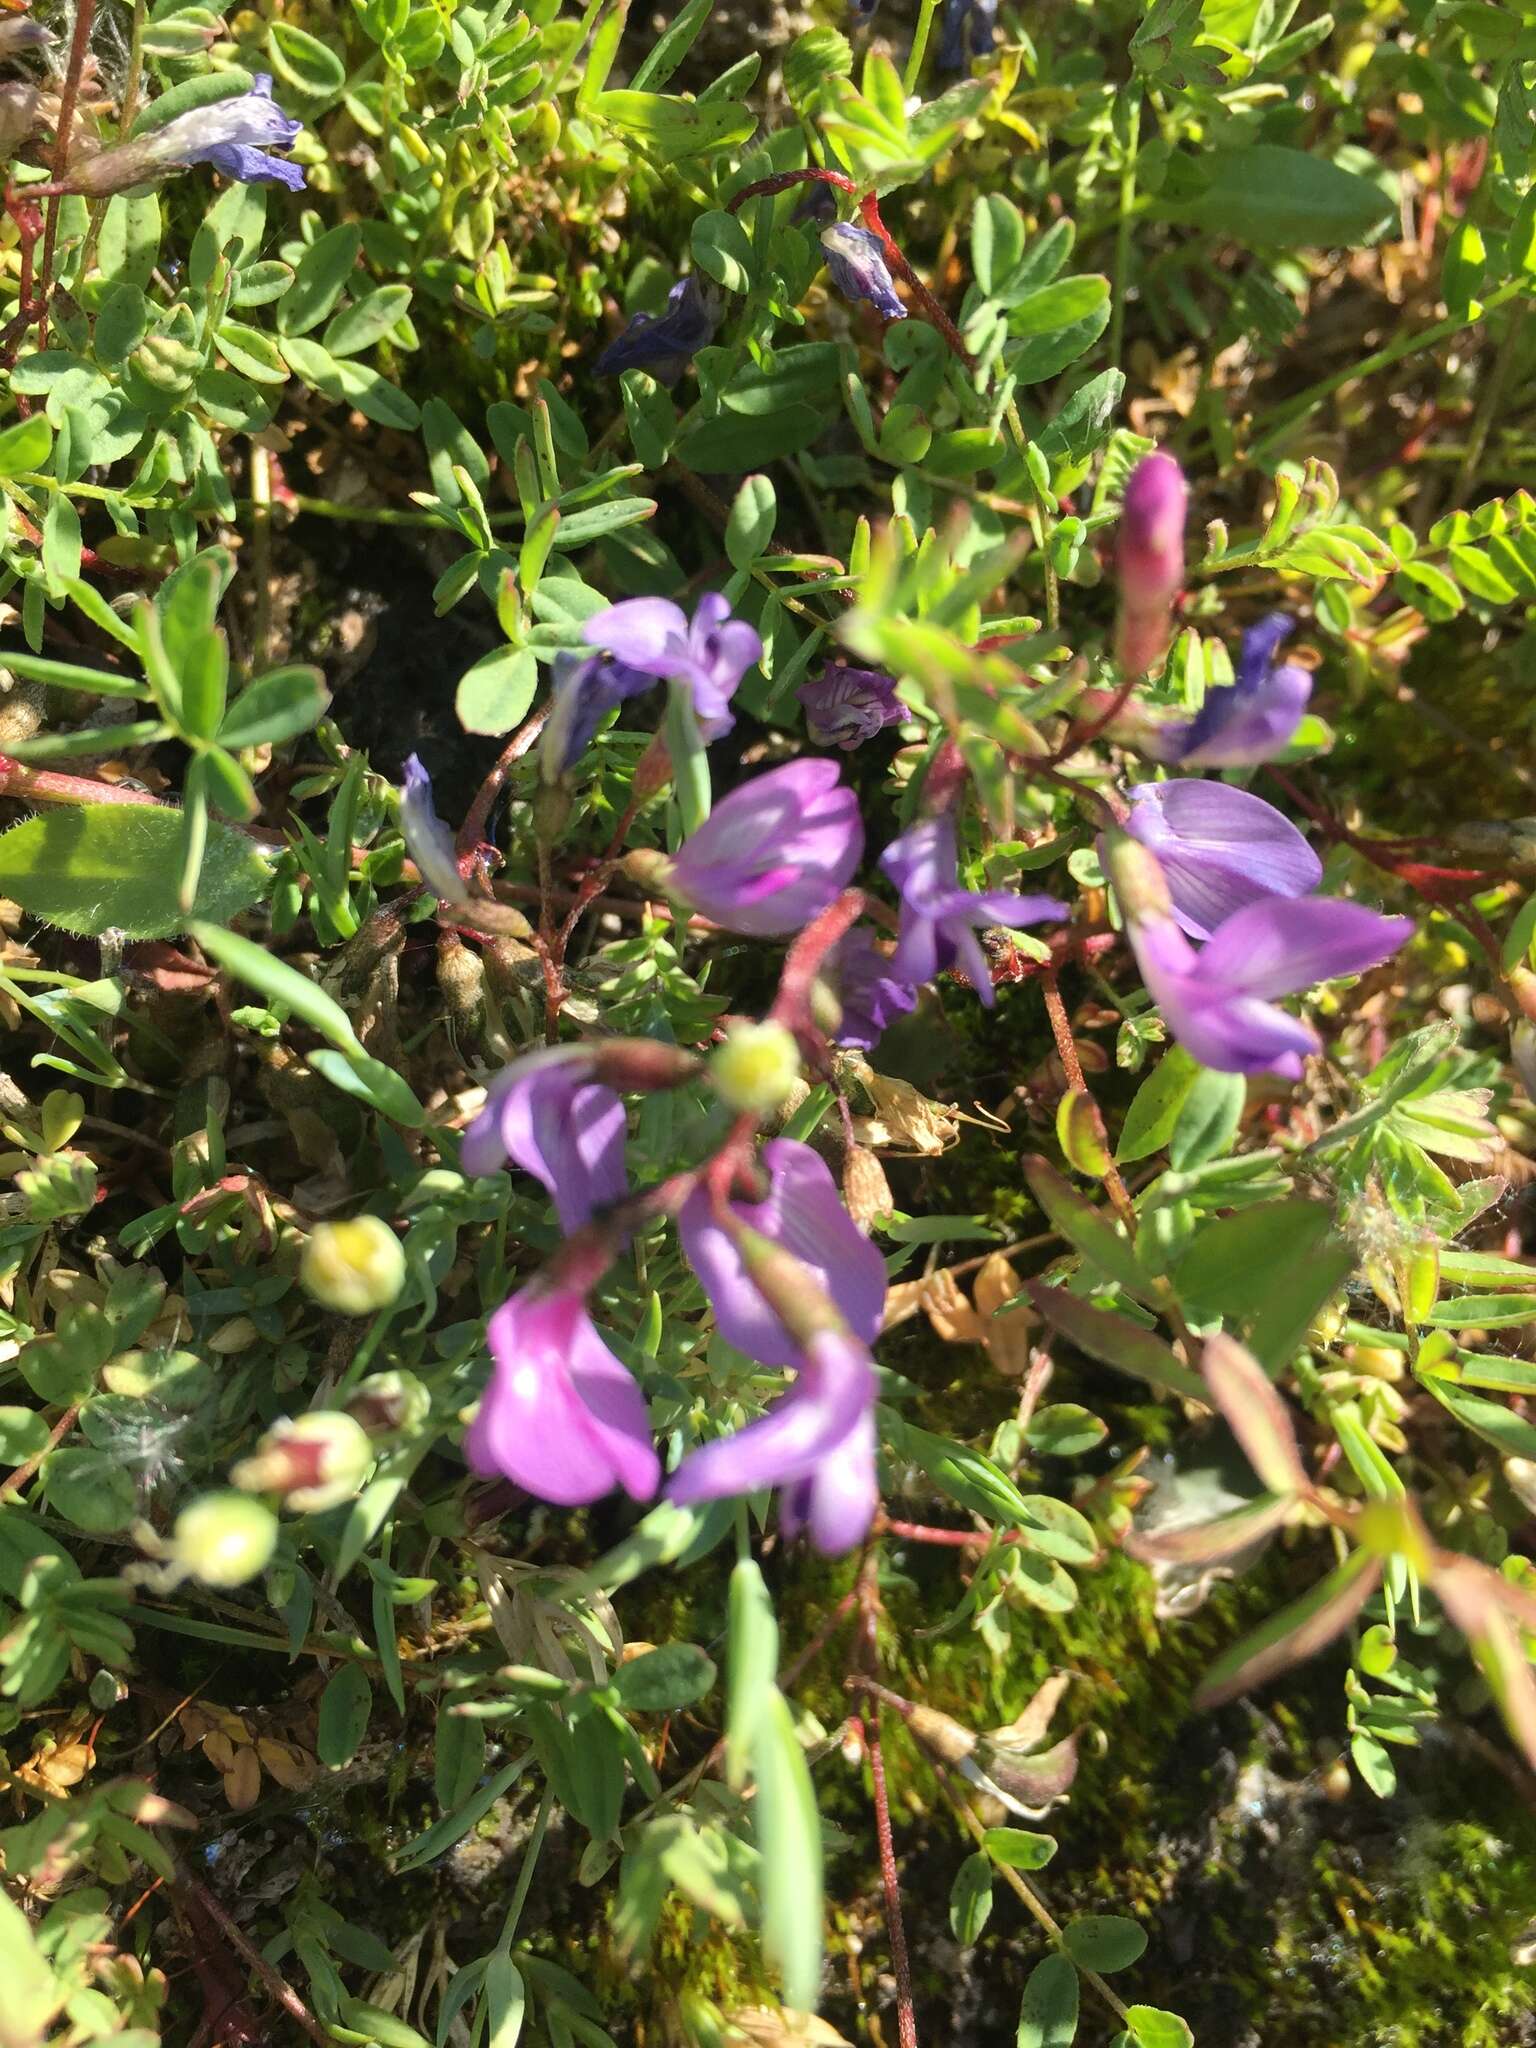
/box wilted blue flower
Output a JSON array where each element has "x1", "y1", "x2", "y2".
[
  {"x1": 882, "y1": 815, "x2": 1063, "y2": 1009},
  {"x1": 580, "y1": 592, "x2": 761, "y2": 740},
  {"x1": 66, "y1": 73, "x2": 304, "y2": 195},
  {"x1": 595, "y1": 274, "x2": 720, "y2": 384},
  {"x1": 0, "y1": 17, "x2": 51, "y2": 57},
  {"x1": 1147, "y1": 613, "x2": 1312, "y2": 768},
  {"x1": 400, "y1": 754, "x2": 467, "y2": 905},
  {"x1": 797, "y1": 663, "x2": 904, "y2": 749},
  {"x1": 540, "y1": 649, "x2": 656, "y2": 781},
  {"x1": 791, "y1": 181, "x2": 839, "y2": 227},
  {"x1": 939, "y1": 0, "x2": 997, "y2": 71},
  {"x1": 820, "y1": 223, "x2": 907, "y2": 324}
]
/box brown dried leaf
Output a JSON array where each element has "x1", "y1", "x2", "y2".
[
  {"x1": 256, "y1": 1738, "x2": 315, "y2": 1792},
  {"x1": 201, "y1": 1731, "x2": 238, "y2": 1774},
  {"x1": 223, "y1": 1745, "x2": 262, "y2": 1811}
]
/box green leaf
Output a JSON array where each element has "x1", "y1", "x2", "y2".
[
  {"x1": 434, "y1": 1705, "x2": 487, "y2": 1811},
  {"x1": 1025, "y1": 1284, "x2": 1209, "y2": 1404},
  {"x1": 726, "y1": 474, "x2": 777, "y2": 570},
  {"x1": 890, "y1": 1417, "x2": 1032, "y2": 1526},
  {"x1": 279, "y1": 226, "x2": 362, "y2": 337},
  {"x1": 394, "y1": 1757, "x2": 536, "y2": 1873},
  {"x1": 1061, "y1": 1915, "x2": 1147, "y2": 1973},
  {"x1": 1125, "y1": 2007, "x2": 1194, "y2": 2048},
  {"x1": 456, "y1": 646, "x2": 538, "y2": 736},
  {"x1": 1015, "y1": 1495, "x2": 1098, "y2": 1565},
  {"x1": 307, "y1": 1048, "x2": 426, "y2": 1128},
  {"x1": 726, "y1": 1557, "x2": 780, "y2": 1791},
  {"x1": 594, "y1": 89, "x2": 757, "y2": 158},
  {"x1": 190, "y1": 921, "x2": 360, "y2": 1047},
  {"x1": 0, "y1": 650, "x2": 147, "y2": 699},
  {"x1": 483, "y1": 1953, "x2": 526, "y2": 2048},
  {"x1": 0, "y1": 1891, "x2": 63, "y2": 2044},
  {"x1": 45, "y1": 1449, "x2": 137, "y2": 1532},
  {"x1": 610, "y1": 1642, "x2": 717, "y2": 1712},
  {"x1": 0, "y1": 806, "x2": 267, "y2": 939},
  {"x1": 317, "y1": 1661, "x2": 373, "y2": 1768},
  {"x1": 324, "y1": 284, "x2": 413, "y2": 358},
  {"x1": 0, "y1": 413, "x2": 53, "y2": 476},
  {"x1": 1421, "y1": 1293, "x2": 1536, "y2": 1328},
  {"x1": 752, "y1": 1689, "x2": 823, "y2": 2012},
  {"x1": 950, "y1": 1851, "x2": 994, "y2": 1945},
  {"x1": 1172, "y1": 1200, "x2": 1354, "y2": 1369},
  {"x1": 1023, "y1": 1156, "x2": 1156, "y2": 1301},
  {"x1": 983, "y1": 1826, "x2": 1057, "y2": 1870},
  {"x1": 1017, "y1": 1954, "x2": 1079, "y2": 2048},
  {"x1": 1194, "y1": 1548, "x2": 1381, "y2": 1709},
  {"x1": 0, "y1": 1408, "x2": 50, "y2": 1462},
  {"x1": 675, "y1": 403, "x2": 824, "y2": 471},
  {"x1": 630, "y1": 0, "x2": 714, "y2": 90},
  {"x1": 267, "y1": 18, "x2": 345, "y2": 95},
  {"x1": 1116, "y1": 1046, "x2": 1200, "y2": 1163},
  {"x1": 1037, "y1": 366, "x2": 1124, "y2": 475},
  {"x1": 219, "y1": 665, "x2": 330, "y2": 749},
  {"x1": 1168, "y1": 1065, "x2": 1245, "y2": 1170},
  {"x1": 1024, "y1": 1404, "x2": 1108, "y2": 1457},
  {"x1": 691, "y1": 209, "x2": 757, "y2": 293},
  {"x1": 1173, "y1": 145, "x2": 1396, "y2": 246}
]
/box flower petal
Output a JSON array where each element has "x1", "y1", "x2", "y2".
[
  {"x1": 667, "y1": 1331, "x2": 876, "y2": 1502},
  {"x1": 1125, "y1": 780, "x2": 1320, "y2": 940},
  {"x1": 582, "y1": 597, "x2": 688, "y2": 673},
  {"x1": 1197, "y1": 896, "x2": 1413, "y2": 1002}
]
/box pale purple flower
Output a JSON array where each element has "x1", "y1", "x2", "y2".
[
  {"x1": 595, "y1": 275, "x2": 719, "y2": 384},
  {"x1": 939, "y1": 0, "x2": 998, "y2": 70},
  {"x1": 581, "y1": 592, "x2": 761, "y2": 740},
  {"x1": 1148, "y1": 614, "x2": 1312, "y2": 768},
  {"x1": 821, "y1": 224, "x2": 907, "y2": 323},
  {"x1": 798, "y1": 664, "x2": 904, "y2": 749},
  {"x1": 1124, "y1": 780, "x2": 1321, "y2": 942},
  {"x1": 68, "y1": 73, "x2": 305, "y2": 195},
  {"x1": 466, "y1": 1282, "x2": 659, "y2": 1506},
  {"x1": 540, "y1": 649, "x2": 656, "y2": 780},
  {"x1": 461, "y1": 1046, "x2": 626, "y2": 1232},
  {"x1": 1124, "y1": 888, "x2": 1413, "y2": 1078},
  {"x1": 400, "y1": 754, "x2": 465, "y2": 905},
  {"x1": 1116, "y1": 451, "x2": 1186, "y2": 677},
  {"x1": 667, "y1": 758, "x2": 864, "y2": 936},
  {"x1": 0, "y1": 18, "x2": 51, "y2": 56},
  {"x1": 826, "y1": 928, "x2": 918, "y2": 1050},
  {"x1": 667, "y1": 1327, "x2": 878, "y2": 1554},
  {"x1": 882, "y1": 814, "x2": 1064, "y2": 1008},
  {"x1": 680, "y1": 1139, "x2": 887, "y2": 1371}
]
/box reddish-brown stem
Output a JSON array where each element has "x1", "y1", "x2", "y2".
[
  {"x1": 725, "y1": 168, "x2": 858, "y2": 215},
  {"x1": 0, "y1": 754, "x2": 164, "y2": 810},
  {"x1": 170, "y1": 1864, "x2": 333, "y2": 2048},
  {"x1": 0, "y1": 1403, "x2": 79, "y2": 1500},
  {"x1": 857, "y1": 191, "x2": 976, "y2": 371},
  {"x1": 770, "y1": 887, "x2": 866, "y2": 1036},
  {"x1": 862, "y1": 1710, "x2": 919, "y2": 2048},
  {"x1": 879, "y1": 1517, "x2": 984, "y2": 1549},
  {"x1": 1040, "y1": 967, "x2": 1137, "y2": 1228},
  {"x1": 458, "y1": 704, "x2": 550, "y2": 853},
  {"x1": 36, "y1": 0, "x2": 98, "y2": 349}
]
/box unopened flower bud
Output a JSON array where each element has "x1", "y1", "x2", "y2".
[
  {"x1": 1116, "y1": 451, "x2": 1187, "y2": 677},
  {"x1": 300, "y1": 1216, "x2": 406, "y2": 1316},
  {"x1": 1100, "y1": 828, "x2": 1174, "y2": 928},
  {"x1": 436, "y1": 931, "x2": 485, "y2": 1028},
  {"x1": 171, "y1": 1492, "x2": 277, "y2": 1587},
  {"x1": 632, "y1": 732, "x2": 674, "y2": 802},
  {"x1": 0, "y1": 80, "x2": 40, "y2": 157},
  {"x1": 710, "y1": 1020, "x2": 802, "y2": 1115},
  {"x1": 842, "y1": 1144, "x2": 892, "y2": 1230},
  {"x1": 588, "y1": 1038, "x2": 704, "y2": 1092},
  {"x1": 231, "y1": 1411, "x2": 375, "y2": 1512},
  {"x1": 532, "y1": 779, "x2": 573, "y2": 846},
  {"x1": 346, "y1": 1369, "x2": 430, "y2": 1436}
]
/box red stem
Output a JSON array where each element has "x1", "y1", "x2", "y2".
[
  {"x1": 863, "y1": 1711, "x2": 919, "y2": 2048},
  {"x1": 36, "y1": 0, "x2": 97, "y2": 350}
]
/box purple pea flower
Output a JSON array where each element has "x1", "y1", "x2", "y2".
[
  {"x1": 881, "y1": 814, "x2": 1064, "y2": 1008},
  {"x1": 540, "y1": 649, "x2": 656, "y2": 780},
  {"x1": 798, "y1": 664, "x2": 904, "y2": 750},
  {"x1": 826, "y1": 928, "x2": 919, "y2": 1050},
  {"x1": 466, "y1": 1282, "x2": 659, "y2": 1506},
  {"x1": 939, "y1": 0, "x2": 998, "y2": 70},
  {"x1": 1148, "y1": 614, "x2": 1312, "y2": 768},
  {"x1": 595, "y1": 274, "x2": 720, "y2": 385},
  {"x1": 667, "y1": 1326, "x2": 879, "y2": 1554},
  {"x1": 64, "y1": 74, "x2": 306, "y2": 196},
  {"x1": 665, "y1": 759, "x2": 864, "y2": 936},
  {"x1": 1105, "y1": 834, "x2": 1411, "y2": 1078},
  {"x1": 1124, "y1": 780, "x2": 1322, "y2": 942},
  {"x1": 821, "y1": 224, "x2": 907, "y2": 324},
  {"x1": 461, "y1": 1046, "x2": 626, "y2": 1233},
  {"x1": 400, "y1": 753, "x2": 466, "y2": 905},
  {"x1": 680, "y1": 1139, "x2": 887, "y2": 1371},
  {"x1": 580, "y1": 592, "x2": 761, "y2": 741}
]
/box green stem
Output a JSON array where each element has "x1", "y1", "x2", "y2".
[
  {"x1": 1004, "y1": 400, "x2": 1059, "y2": 629},
  {"x1": 544, "y1": 0, "x2": 606, "y2": 103},
  {"x1": 905, "y1": 0, "x2": 943, "y2": 92},
  {"x1": 496, "y1": 1782, "x2": 554, "y2": 1952}
]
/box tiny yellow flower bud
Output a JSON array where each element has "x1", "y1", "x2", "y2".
[
  {"x1": 709, "y1": 1020, "x2": 803, "y2": 1116},
  {"x1": 172, "y1": 1493, "x2": 278, "y2": 1588},
  {"x1": 299, "y1": 1216, "x2": 406, "y2": 1316},
  {"x1": 231, "y1": 1411, "x2": 375, "y2": 1513}
]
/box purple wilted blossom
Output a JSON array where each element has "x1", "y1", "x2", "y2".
[
  {"x1": 882, "y1": 814, "x2": 1064, "y2": 1008},
  {"x1": 461, "y1": 1047, "x2": 626, "y2": 1232},
  {"x1": 580, "y1": 592, "x2": 761, "y2": 741},
  {"x1": 792, "y1": 181, "x2": 840, "y2": 227},
  {"x1": 1116, "y1": 451, "x2": 1187, "y2": 678},
  {"x1": 540, "y1": 649, "x2": 656, "y2": 780},
  {"x1": 825, "y1": 928, "x2": 919, "y2": 1050},
  {"x1": 466, "y1": 1282, "x2": 659, "y2": 1506},
  {"x1": 400, "y1": 754, "x2": 466, "y2": 906},
  {"x1": 595, "y1": 274, "x2": 720, "y2": 384},
  {"x1": 666, "y1": 758, "x2": 864, "y2": 936},
  {"x1": 1148, "y1": 614, "x2": 1312, "y2": 768},
  {"x1": 1104, "y1": 834, "x2": 1411, "y2": 1077},
  {"x1": 938, "y1": 0, "x2": 997, "y2": 70},
  {"x1": 667, "y1": 1327, "x2": 878, "y2": 1553},
  {"x1": 0, "y1": 17, "x2": 50, "y2": 57},
  {"x1": 680, "y1": 1139, "x2": 887, "y2": 1371},
  {"x1": 821, "y1": 224, "x2": 907, "y2": 323},
  {"x1": 1124, "y1": 780, "x2": 1321, "y2": 942},
  {"x1": 70, "y1": 74, "x2": 305, "y2": 195},
  {"x1": 798, "y1": 663, "x2": 904, "y2": 749}
]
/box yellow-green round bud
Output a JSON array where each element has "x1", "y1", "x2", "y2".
[
  {"x1": 709, "y1": 1020, "x2": 802, "y2": 1117},
  {"x1": 230, "y1": 1411, "x2": 376, "y2": 1513},
  {"x1": 171, "y1": 1493, "x2": 278, "y2": 1588},
  {"x1": 299, "y1": 1216, "x2": 406, "y2": 1316}
]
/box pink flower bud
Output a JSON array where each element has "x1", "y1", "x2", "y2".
[{"x1": 1116, "y1": 451, "x2": 1187, "y2": 677}]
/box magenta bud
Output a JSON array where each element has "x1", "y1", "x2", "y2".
[
  {"x1": 588, "y1": 1038, "x2": 704, "y2": 1092},
  {"x1": 1116, "y1": 452, "x2": 1187, "y2": 677}
]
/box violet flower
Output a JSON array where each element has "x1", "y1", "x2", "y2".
[
  {"x1": 825, "y1": 928, "x2": 919, "y2": 1050},
  {"x1": 882, "y1": 814, "x2": 1064, "y2": 1008},
  {"x1": 667, "y1": 1327, "x2": 878, "y2": 1554},
  {"x1": 1124, "y1": 780, "x2": 1321, "y2": 942},
  {"x1": 540, "y1": 649, "x2": 656, "y2": 780},
  {"x1": 821, "y1": 224, "x2": 907, "y2": 323},
  {"x1": 461, "y1": 1046, "x2": 626, "y2": 1233},
  {"x1": 1148, "y1": 613, "x2": 1312, "y2": 768},
  {"x1": 580, "y1": 592, "x2": 761, "y2": 741},
  {"x1": 400, "y1": 754, "x2": 467, "y2": 906},
  {"x1": 0, "y1": 17, "x2": 50, "y2": 57},
  {"x1": 1116, "y1": 451, "x2": 1187, "y2": 678},
  {"x1": 939, "y1": 0, "x2": 998, "y2": 70},
  {"x1": 665, "y1": 758, "x2": 864, "y2": 937},
  {"x1": 466, "y1": 1282, "x2": 659, "y2": 1506},
  {"x1": 70, "y1": 74, "x2": 304, "y2": 195},
  {"x1": 679, "y1": 1139, "x2": 887, "y2": 1371},
  {"x1": 798, "y1": 663, "x2": 904, "y2": 749},
  {"x1": 595, "y1": 275, "x2": 720, "y2": 385},
  {"x1": 1105, "y1": 835, "x2": 1411, "y2": 1078}
]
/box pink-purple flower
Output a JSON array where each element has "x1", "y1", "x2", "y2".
[
  {"x1": 1123, "y1": 780, "x2": 1321, "y2": 942},
  {"x1": 580, "y1": 593, "x2": 761, "y2": 742},
  {"x1": 667, "y1": 1327, "x2": 879, "y2": 1554},
  {"x1": 465, "y1": 1282, "x2": 659, "y2": 1506},
  {"x1": 1147, "y1": 613, "x2": 1312, "y2": 768},
  {"x1": 882, "y1": 814, "x2": 1064, "y2": 1008},
  {"x1": 540, "y1": 649, "x2": 656, "y2": 780},
  {"x1": 666, "y1": 759, "x2": 864, "y2": 936},
  {"x1": 595, "y1": 274, "x2": 720, "y2": 384},
  {"x1": 798, "y1": 664, "x2": 904, "y2": 749},
  {"x1": 461, "y1": 1047, "x2": 626, "y2": 1232},
  {"x1": 1115, "y1": 451, "x2": 1186, "y2": 678},
  {"x1": 825, "y1": 928, "x2": 918, "y2": 1050},
  {"x1": 679, "y1": 1140, "x2": 887, "y2": 1371},
  {"x1": 821, "y1": 224, "x2": 907, "y2": 323}
]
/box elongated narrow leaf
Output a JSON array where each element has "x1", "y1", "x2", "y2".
[
  {"x1": 190, "y1": 920, "x2": 361, "y2": 1050},
  {"x1": 1126, "y1": 1492, "x2": 1293, "y2": 1567},
  {"x1": 1434, "y1": 1560, "x2": 1536, "y2": 1771},
  {"x1": 752, "y1": 1689, "x2": 823, "y2": 2013},
  {"x1": 1194, "y1": 1548, "x2": 1381, "y2": 1710},
  {"x1": 726, "y1": 1558, "x2": 779, "y2": 1790},
  {"x1": 1024, "y1": 1157, "x2": 1156, "y2": 1301},
  {"x1": 1200, "y1": 1333, "x2": 1309, "y2": 1496},
  {"x1": 1025, "y1": 1283, "x2": 1207, "y2": 1404}
]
